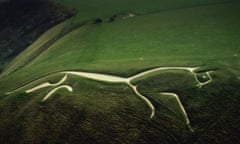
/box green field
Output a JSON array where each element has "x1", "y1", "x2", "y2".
[{"x1": 0, "y1": 0, "x2": 240, "y2": 143}]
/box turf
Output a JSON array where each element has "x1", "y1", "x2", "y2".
[
  {"x1": 1, "y1": 1, "x2": 239, "y2": 89},
  {"x1": 54, "y1": 0, "x2": 236, "y2": 25},
  {"x1": 0, "y1": 1, "x2": 240, "y2": 144}
]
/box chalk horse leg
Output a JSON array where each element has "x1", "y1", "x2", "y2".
[
  {"x1": 157, "y1": 92, "x2": 193, "y2": 132},
  {"x1": 129, "y1": 84, "x2": 155, "y2": 119},
  {"x1": 129, "y1": 84, "x2": 193, "y2": 132}
]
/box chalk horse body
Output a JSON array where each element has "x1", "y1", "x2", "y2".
[{"x1": 6, "y1": 66, "x2": 214, "y2": 131}]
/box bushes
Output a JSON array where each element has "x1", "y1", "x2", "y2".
[{"x1": 93, "y1": 18, "x2": 103, "y2": 24}]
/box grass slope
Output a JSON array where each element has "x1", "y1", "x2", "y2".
[
  {"x1": 54, "y1": 0, "x2": 236, "y2": 24},
  {"x1": 1, "y1": 2, "x2": 239, "y2": 89},
  {"x1": 0, "y1": 1, "x2": 240, "y2": 144},
  {"x1": 0, "y1": 0, "x2": 76, "y2": 72},
  {"x1": 1, "y1": 20, "x2": 72, "y2": 77},
  {"x1": 2, "y1": 0, "x2": 236, "y2": 77}
]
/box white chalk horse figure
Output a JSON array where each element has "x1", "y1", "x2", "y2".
[{"x1": 6, "y1": 66, "x2": 214, "y2": 132}]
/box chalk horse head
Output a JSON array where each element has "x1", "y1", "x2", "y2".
[
  {"x1": 127, "y1": 67, "x2": 214, "y2": 132},
  {"x1": 194, "y1": 70, "x2": 214, "y2": 88}
]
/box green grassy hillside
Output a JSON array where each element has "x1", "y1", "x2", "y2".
[
  {"x1": 2, "y1": 0, "x2": 236, "y2": 77},
  {"x1": 0, "y1": 0, "x2": 76, "y2": 72},
  {"x1": 54, "y1": 0, "x2": 235, "y2": 24},
  {"x1": 1, "y1": 1, "x2": 239, "y2": 89},
  {"x1": 0, "y1": 0, "x2": 239, "y2": 144}
]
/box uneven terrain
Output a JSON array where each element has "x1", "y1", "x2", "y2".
[{"x1": 0, "y1": 0, "x2": 239, "y2": 143}]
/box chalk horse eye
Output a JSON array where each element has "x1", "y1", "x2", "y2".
[
  {"x1": 195, "y1": 71, "x2": 212, "y2": 84},
  {"x1": 194, "y1": 71, "x2": 213, "y2": 88}
]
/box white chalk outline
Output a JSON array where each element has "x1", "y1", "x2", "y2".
[
  {"x1": 6, "y1": 66, "x2": 214, "y2": 131},
  {"x1": 42, "y1": 85, "x2": 73, "y2": 102}
]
